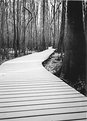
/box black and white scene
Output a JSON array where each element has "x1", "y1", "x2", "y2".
[{"x1": 0, "y1": 0, "x2": 87, "y2": 120}]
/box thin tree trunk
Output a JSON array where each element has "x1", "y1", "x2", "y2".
[
  {"x1": 42, "y1": 0, "x2": 46, "y2": 50},
  {"x1": 23, "y1": 0, "x2": 26, "y2": 54},
  {"x1": 1, "y1": 0, "x2": 4, "y2": 49},
  {"x1": 53, "y1": 0, "x2": 56, "y2": 48},
  {"x1": 5, "y1": 1, "x2": 9, "y2": 49},
  {"x1": 34, "y1": 2, "x2": 38, "y2": 50},
  {"x1": 0, "y1": 0, "x2": 5, "y2": 60},
  {"x1": 57, "y1": 8, "x2": 60, "y2": 46},
  {"x1": 17, "y1": 0, "x2": 20, "y2": 54},
  {"x1": 13, "y1": 0, "x2": 17, "y2": 57}
]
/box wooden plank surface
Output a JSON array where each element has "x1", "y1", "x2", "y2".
[{"x1": 0, "y1": 48, "x2": 87, "y2": 121}]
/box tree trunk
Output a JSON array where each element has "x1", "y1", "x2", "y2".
[
  {"x1": 57, "y1": 8, "x2": 60, "y2": 45},
  {"x1": 0, "y1": 0, "x2": 5, "y2": 60},
  {"x1": 35, "y1": 14, "x2": 38, "y2": 50},
  {"x1": 53, "y1": 0, "x2": 56, "y2": 48},
  {"x1": 1, "y1": 0, "x2": 5, "y2": 49},
  {"x1": 17, "y1": 0, "x2": 20, "y2": 54},
  {"x1": 58, "y1": 0, "x2": 66, "y2": 53},
  {"x1": 84, "y1": 1, "x2": 87, "y2": 95},
  {"x1": 42, "y1": 0, "x2": 46, "y2": 50},
  {"x1": 13, "y1": 0, "x2": 17, "y2": 57},
  {"x1": 61, "y1": 1, "x2": 86, "y2": 94},
  {"x1": 5, "y1": 0, "x2": 9, "y2": 49},
  {"x1": 22, "y1": 0, "x2": 26, "y2": 54}
]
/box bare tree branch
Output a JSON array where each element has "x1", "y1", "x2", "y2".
[
  {"x1": 24, "y1": 6, "x2": 33, "y2": 29},
  {"x1": 26, "y1": 17, "x2": 33, "y2": 28},
  {"x1": 24, "y1": 6, "x2": 32, "y2": 15}
]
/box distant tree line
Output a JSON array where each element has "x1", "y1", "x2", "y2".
[{"x1": 0, "y1": 0, "x2": 62, "y2": 60}]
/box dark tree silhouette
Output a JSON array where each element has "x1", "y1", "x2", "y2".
[{"x1": 60, "y1": 1, "x2": 86, "y2": 95}]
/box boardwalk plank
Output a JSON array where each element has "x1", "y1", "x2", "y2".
[
  {"x1": 0, "y1": 106, "x2": 87, "y2": 120},
  {"x1": 0, "y1": 48, "x2": 87, "y2": 121}
]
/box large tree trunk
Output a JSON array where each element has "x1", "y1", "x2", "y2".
[
  {"x1": 60, "y1": 1, "x2": 86, "y2": 94},
  {"x1": 84, "y1": 1, "x2": 87, "y2": 96}
]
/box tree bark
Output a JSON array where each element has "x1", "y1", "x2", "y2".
[
  {"x1": 84, "y1": 1, "x2": 87, "y2": 96},
  {"x1": 60, "y1": 1, "x2": 86, "y2": 93},
  {"x1": 58, "y1": 0, "x2": 66, "y2": 53}
]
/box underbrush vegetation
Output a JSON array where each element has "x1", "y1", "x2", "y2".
[
  {"x1": 43, "y1": 51, "x2": 86, "y2": 96},
  {"x1": 0, "y1": 48, "x2": 34, "y2": 65}
]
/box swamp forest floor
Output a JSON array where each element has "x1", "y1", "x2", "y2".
[{"x1": 43, "y1": 50, "x2": 86, "y2": 96}]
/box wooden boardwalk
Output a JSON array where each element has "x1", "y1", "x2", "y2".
[{"x1": 0, "y1": 48, "x2": 87, "y2": 121}]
